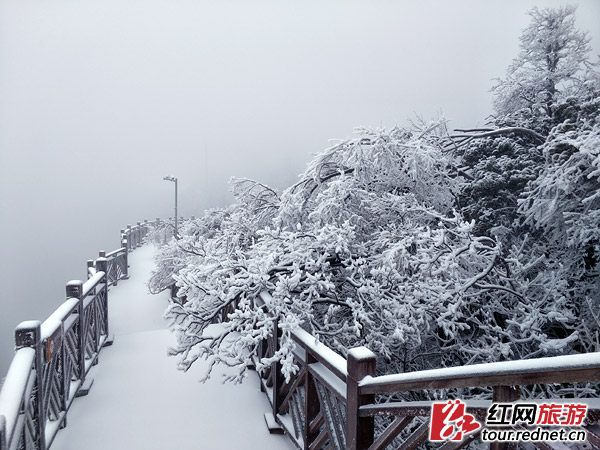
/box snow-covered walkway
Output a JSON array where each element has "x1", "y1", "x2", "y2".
[{"x1": 52, "y1": 244, "x2": 294, "y2": 450}]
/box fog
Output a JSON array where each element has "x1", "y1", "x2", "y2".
[{"x1": 1, "y1": 0, "x2": 599, "y2": 376}]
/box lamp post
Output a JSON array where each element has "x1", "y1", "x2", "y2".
[{"x1": 163, "y1": 175, "x2": 178, "y2": 239}]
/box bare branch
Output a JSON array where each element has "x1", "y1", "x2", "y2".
[{"x1": 445, "y1": 127, "x2": 545, "y2": 150}]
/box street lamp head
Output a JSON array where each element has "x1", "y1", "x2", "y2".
[{"x1": 163, "y1": 175, "x2": 177, "y2": 182}]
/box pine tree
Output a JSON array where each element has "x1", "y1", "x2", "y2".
[{"x1": 492, "y1": 5, "x2": 593, "y2": 123}]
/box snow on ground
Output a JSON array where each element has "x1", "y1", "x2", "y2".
[{"x1": 52, "y1": 244, "x2": 294, "y2": 450}]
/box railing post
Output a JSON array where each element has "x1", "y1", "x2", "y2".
[
  {"x1": 129, "y1": 224, "x2": 136, "y2": 248},
  {"x1": 0, "y1": 415, "x2": 6, "y2": 450},
  {"x1": 66, "y1": 280, "x2": 86, "y2": 384},
  {"x1": 99, "y1": 251, "x2": 108, "y2": 286},
  {"x1": 304, "y1": 353, "x2": 319, "y2": 449},
  {"x1": 492, "y1": 385, "x2": 519, "y2": 403},
  {"x1": 346, "y1": 347, "x2": 376, "y2": 450},
  {"x1": 490, "y1": 386, "x2": 520, "y2": 450},
  {"x1": 127, "y1": 225, "x2": 132, "y2": 250},
  {"x1": 15, "y1": 320, "x2": 46, "y2": 450},
  {"x1": 58, "y1": 320, "x2": 68, "y2": 429},
  {"x1": 271, "y1": 318, "x2": 284, "y2": 417},
  {"x1": 121, "y1": 238, "x2": 129, "y2": 280},
  {"x1": 86, "y1": 260, "x2": 94, "y2": 279},
  {"x1": 96, "y1": 257, "x2": 109, "y2": 341}
]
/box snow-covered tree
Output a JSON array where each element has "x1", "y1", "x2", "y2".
[
  {"x1": 447, "y1": 6, "x2": 600, "y2": 362},
  {"x1": 453, "y1": 131, "x2": 544, "y2": 237},
  {"x1": 147, "y1": 211, "x2": 230, "y2": 295},
  {"x1": 517, "y1": 84, "x2": 600, "y2": 354},
  {"x1": 492, "y1": 5, "x2": 594, "y2": 123},
  {"x1": 454, "y1": 5, "x2": 598, "y2": 238},
  {"x1": 154, "y1": 121, "x2": 571, "y2": 384}
]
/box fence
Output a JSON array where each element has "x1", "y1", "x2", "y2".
[
  {"x1": 251, "y1": 295, "x2": 600, "y2": 450},
  {"x1": 0, "y1": 220, "x2": 154, "y2": 450},
  {"x1": 146, "y1": 217, "x2": 185, "y2": 246}
]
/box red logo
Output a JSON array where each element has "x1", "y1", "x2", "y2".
[
  {"x1": 537, "y1": 403, "x2": 587, "y2": 426},
  {"x1": 430, "y1": 400, "x2": 482, "y2": 442}
]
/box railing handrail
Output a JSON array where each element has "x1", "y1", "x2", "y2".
[
  {"x1": 291, "y1": 328, "x2": 348, "y2": 381},
  {"x1": 81, "y1": 271, "x2": 105, "y2": 298},
  {"x1": 359, "y1": 351, "x2": 600, "y2": 395},
  {"x1": 105, "y1": 247, "x2": 125, "y2": 258},
  {"x1": 258, "y1": 291, "x2": 348, "y2": 382},
  {"x1": 40, "y1": 298, "x2": 78, "y2": 341},
  {"x1": 0, "y1": 347, "x2": 36, "y2": 444}
]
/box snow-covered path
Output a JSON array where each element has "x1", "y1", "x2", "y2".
[{"x1": 52, "y1": 244, "x2": 294, "y2": 450}]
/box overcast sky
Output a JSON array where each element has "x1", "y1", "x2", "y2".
[{"x1": 0, "y1": 0, "x2": 599, "y2": 374}]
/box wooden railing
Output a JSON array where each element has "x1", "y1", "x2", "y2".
[
  {"x1": 252, "y1": 297, "x2": 600, "y2": 449},
  {"x1": 120, "y1": 221, "x2": 150, "y2": 252},
  {"x1": 358, "y1": 353, "x2": 600, "y2": 450},
  {"x1": 0, "y1": 220, "x2": 155, "y2": 450},
  {"x1": 147, "y1": 216, "x2": 184, "y2": 245}
]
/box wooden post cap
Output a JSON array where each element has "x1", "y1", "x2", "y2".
[
  {"x1": 347, "y1": 347, "x2": 377, "y2": 380},
  {"x1": 96, "y1": 257, "x2": 108, "y2": 273},
  {"x1": 15, "y1": 320, "x2": 41, "y2": 348},
  {"x1": 66, "y1": 280, "x2": 83, "y2": 298}
]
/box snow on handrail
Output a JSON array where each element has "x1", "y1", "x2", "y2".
[
  {"x1": 359, "y1": 351, "x2": 600, "y2": 394},
  {"x1": 105, "y1": 247, "x2": 125, "y2": 258},
  {"x1": 257, "y1": 291, "x2": 348, "y2": 380},
  {"x1": 81, "y1": 271, "x2": 105, "y2": 298},
  {"x1": 291, "y1": 327, "x2": 348, "y2": 381},
  {"x1": 40, "y1": 298, "x2": 78, "y2": 341},
  {"x1": 0, "y1": 347, "x2": 35, "y2": 442}
]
